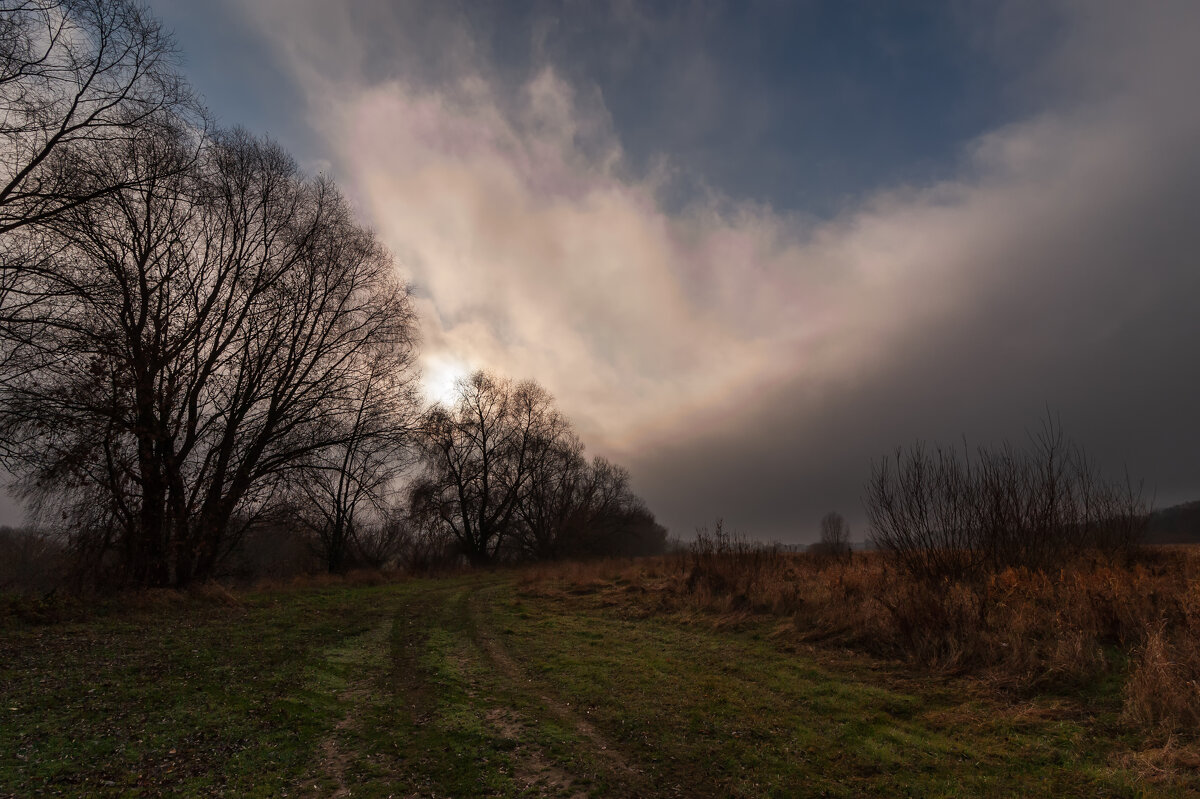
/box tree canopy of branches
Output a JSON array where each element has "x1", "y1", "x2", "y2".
[
  {"x1": 0, "y1": 0, "x2": 200, "y2": 435},
  {"x1": 413, "y1": 372, "x2": 565, "y2": 565},
  {"x1": 413, "y1": 371, "x2": 665, "y2": 565},
  {"x1": 516, "y1": 441, "x2": 664, "y2": 560},
  {"x1": 0, "y1": 0, "x2": 194, "y2": 233},
  {"x1": 0, "y1": 116, "x2": 419, "y2": 586},
  {"x1": 289, "y1": 349, "x2": 420, "y2": 573}
]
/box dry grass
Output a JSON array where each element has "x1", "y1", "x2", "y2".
[
  {"x1": 518, "y1": 543, "x2": 1200, "y2": 736},
  {"x1": 1124, "y1": 620, "x2": 1200, "y2": 733}
]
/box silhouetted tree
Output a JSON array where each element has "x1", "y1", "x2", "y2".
[
  {"x1": 516, "y1": 452, "x2": 665, "y2": 559},
  {"x1": 0, "y1": 122, "x2": 419, "y2": 586},
  {"x1": 0, "y1": 0, "x2": 199, "y2": 454},
  {"x1": 811, "y1": 511, "x2": 851, "y2": 560},
  {"x1": 413, "y1": 370, "x2": 666, "y2": 565},
  {"x1": 0, "y1": 0, "x2": 194, "y2": 233},
  {"x1": 414, "y1": 371, "x2": 566, "y2": 565},
  {"x1": 291, "y1": 350, "x2": 420, "y2": 573},
  {"x1": 511, "y1": 430, "x2": 588, "y2": 559},
  {"x1": 383, "y1": 499, "x2": 460, "y2": 573}
]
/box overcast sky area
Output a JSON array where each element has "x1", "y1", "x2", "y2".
[{"x1": 8, "y1": 0, "x2": 1196, "y2": 543}]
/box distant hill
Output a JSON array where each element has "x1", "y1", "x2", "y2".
[{"x1": 1146, "y1": 500, "x2": 1200, "y2": 544}]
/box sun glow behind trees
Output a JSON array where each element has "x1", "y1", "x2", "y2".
[{"x1": 421, "y1": 353, "x2": 473, "y2": 407}]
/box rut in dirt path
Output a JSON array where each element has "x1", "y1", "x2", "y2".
[
  {"x1": 464, "y1": 584, "x2": 650, "y2": 794},
  {"x1": 305, "y1": 620, "x2": 393, "y2": 799}
]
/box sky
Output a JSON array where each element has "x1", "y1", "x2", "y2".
[{"x1": 10, "y1": 0, "x2": 1198, "y2": 543}]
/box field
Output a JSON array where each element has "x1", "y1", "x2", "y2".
[{"x1": 2, "y1": 563, "x2": 1198, "y2": 798}]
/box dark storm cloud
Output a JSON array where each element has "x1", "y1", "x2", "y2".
[{"x1": 167, "y1": 0, "x2": 1029, "y2": 213}]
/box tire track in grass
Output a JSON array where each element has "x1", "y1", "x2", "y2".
[
  {"x1": 304, "y1": 618, "x2": 394, "y2": 798},
  {"x1": 447, "y1": 580, "x2": 595, "y2": 798},
  {"x1": 300, "y1": 577, "x2": 646, "y2": 797},
  {"x1": 464, "y1": 582, "x2": 650, "y2": 796},
  {"x1": 382, "y1": 578, "x2": 594, "y2": 797}
]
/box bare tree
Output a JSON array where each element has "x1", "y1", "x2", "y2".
[
  {"x1": 0, "y1": 0, "x2": 198, "y2": 461},
  {"x1": 511, "y1": 430, "x2": 588, "y2": 559},
  {"x1": 0, "y1": 123, "x2": 419, "y2": 586},
  {"x1": 412, "y1": 370, "x2": 667, "y2": 566},
  {"x1": 291, "y1": 350, "x2": 420, "y2": 573},
  {"x1": 515, "y1": 449, "x2": 665, "y2": 560},
  {"x1": 815, "y1": 511, "x2": 851, "y2": 559},
  {"x1": 414, "y1": 371, "x2": 567, "y2": 565},
  {"x1": 382, "y1": 500, "x2": 460, "y2": 573},
  {"x1": 570, "y1": 456, "x2": 666, "y2": 557}
]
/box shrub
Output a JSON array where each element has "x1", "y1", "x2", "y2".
[
  {"x1": 865, "y1": 418, "x2": 1146, "y2": 584},
  {"x1": 685, "y1": 520, "x2": 785, "y2": 603}
]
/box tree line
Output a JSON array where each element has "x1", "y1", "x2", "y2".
[{"x1": 0, "y1": 0, "x2": 665, "y2": 588}]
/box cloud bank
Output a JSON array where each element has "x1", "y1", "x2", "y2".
[{"x1": 234, "y1": 0, "x2": 1200, "y2": 541}]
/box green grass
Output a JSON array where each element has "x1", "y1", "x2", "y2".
[
  {"x1": 0, "y1": 573, "x2": 1194, "y2": 797},
  {"x1": 0, "y1": 586, "x2": 400, "y2": 797}
]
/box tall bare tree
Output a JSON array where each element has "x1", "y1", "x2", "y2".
[
  {"x1": 413, "y1": 371, "x2": 667, "y2": 565},
  {"x1": 0, "y1": 0, "x2": 197, "y2": 457},
  {"x1": 511, "y1": 430, "x2": 588, "y2": 560},
  {"x1": 514, "y1": 443, "x2": 662, "y2": 560},
  {"x1": 815, "y1": 511, "x2": 851, "y2": 560},
  {"x1": 0, "y1": 122, "x2": 419, "y2": 586}
]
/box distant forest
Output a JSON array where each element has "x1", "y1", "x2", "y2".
[{"x1": 1146, "y1": 501, "x2": 1200, "y2": 545}]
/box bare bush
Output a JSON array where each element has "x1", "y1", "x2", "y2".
[
  {"x1": 865, "y1": 418, "x2": 1147, "y2": 584},
  {"x1": 685, "y1": 519, "x2": 784, "y2": 603}
]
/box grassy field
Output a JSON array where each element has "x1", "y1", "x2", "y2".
[{"x1": 1, "y1": 570, "x2": 1197, "y2": 798}]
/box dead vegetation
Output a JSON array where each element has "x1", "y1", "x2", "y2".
[{"x1": 518, "y1": 539, "x2": 1200, "y2": 738}]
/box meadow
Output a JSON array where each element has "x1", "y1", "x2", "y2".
[{"x1": 2, "y1": 549, "x2": 1198, "y2": 798}]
